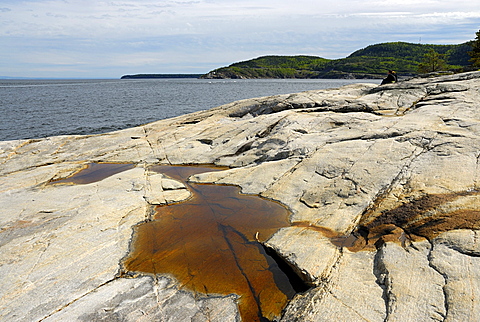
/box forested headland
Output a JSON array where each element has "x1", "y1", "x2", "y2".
[{"x1": 201, "y1": 41, "x2": 474, "y2": 79}]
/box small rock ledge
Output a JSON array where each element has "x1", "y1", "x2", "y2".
[{"x1": 1, "y1": 71, "x2": 480, "y2": 321}]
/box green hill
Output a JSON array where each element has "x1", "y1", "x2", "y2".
[
  {"x1": 201, "y1": 41, "x2": 474, "y2": 79},
  {"x1": 202, "y1": 55, "x2": 329, "y2": 79}
]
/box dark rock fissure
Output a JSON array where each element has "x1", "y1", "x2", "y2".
[
  {"x1": 426, "y1": 240, "x2": 449, "y2": 320},
  {"x1": 198, "y1": 138, "x2": 214, "y2": 145},
  {"x1": 218, "y1": 223, "x2": 266, "y2": 322},
  {"x1": 372, "y1": 246, "x2": 390, "y2": 320},
  {"x1": 261, "y1": 243, "x2": 312, "y2": 294}
]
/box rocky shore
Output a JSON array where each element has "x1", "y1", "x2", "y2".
[{"x1": 1, "y1": 71, "x2": 480, "y2": 321}]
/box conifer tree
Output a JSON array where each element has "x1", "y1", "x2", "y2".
[
  {"x1": 417, "y1": 49, "x2": 448, "y2": 73},
  {"x1": 468, "y1": 29, "x2": 480, "y2": 67}
]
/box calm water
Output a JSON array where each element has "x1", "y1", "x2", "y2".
[{"x1": 0, "y1": 78, "x2": 374, "y2": 141}]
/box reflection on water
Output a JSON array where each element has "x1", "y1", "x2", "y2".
[
  {"x1": 50, "y1": 163, "x2": 134, "y2": 185},
  {"x1": 123, "y1": 165, "x2": 301, "y2": 322}
]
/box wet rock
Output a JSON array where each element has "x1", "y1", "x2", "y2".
[{"x1": 1, "y1": 71, "x2": 480, "y2": 321}]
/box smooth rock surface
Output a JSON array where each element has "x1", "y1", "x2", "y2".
[{"x1": 1, "y1": 71, "x2": 480, "y2": 321}]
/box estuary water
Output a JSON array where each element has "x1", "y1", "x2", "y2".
[{"x1": 0, "y1": 78, "x2": 375, "y2": 141}]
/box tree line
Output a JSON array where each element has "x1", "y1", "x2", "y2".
[{"x1": 201, "y1": 30, "x2": 480, "y2": 79}]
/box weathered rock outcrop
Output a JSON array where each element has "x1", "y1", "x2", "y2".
[{"x1": 1, "y1": 71, "x2": 479, "y2": 321}]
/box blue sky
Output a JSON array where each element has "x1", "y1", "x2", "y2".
[{"x1": 1, "y1": 0, "x2": 479, "y2": 78}]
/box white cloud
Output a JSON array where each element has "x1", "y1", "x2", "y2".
[
  {"x1": 1, "y1": 0, "x2": 479, "y2": 77},
  {"x1": 3, "y1": 0, "x2": 479, "y2": 38}
]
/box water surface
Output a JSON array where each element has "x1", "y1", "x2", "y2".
[
  {"x1": 123, "y1": 165, "x2": 299, "y2": 322},
  {"x1": 52, "y1": 162, "x2": 305, "y2": 321},
  {"x1": 0, "y1": 78, "x2": 373, "y2": 141}
]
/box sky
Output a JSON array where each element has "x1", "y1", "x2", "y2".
[{"x1": 1, "y1": 0, "x2": 479, "y2": 78}]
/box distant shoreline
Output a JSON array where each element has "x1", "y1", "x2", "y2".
[{"x1": 120, "y1": 74, "x2": 203, "y2": 79}]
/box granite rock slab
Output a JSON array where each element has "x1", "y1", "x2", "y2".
[{"x1": 1, "y1": 72, "x2": 480, "y2": 321}]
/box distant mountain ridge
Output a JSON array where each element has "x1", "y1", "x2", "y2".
[{"x1": 201, "y1": 41, "x2": 474, "y2": 79}]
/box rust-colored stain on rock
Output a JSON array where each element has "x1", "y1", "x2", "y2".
[
  {"x1": 123, "y1": 165, "x2": 296, "y2": 322},
  {"x1": 322, "y1": 189, "x2": 480, "y2": 252}
]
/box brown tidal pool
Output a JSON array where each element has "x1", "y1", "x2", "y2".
[
  {"x1": 52, "y1": 163, "x2": 306, "y2": 320},
  {"x1": 51, "y1": 162, "x2": 480, "y2": 320},
  {"x1": 50, "y1": 163, "x2": 307, "y2": 321},
  {"x1": 50, "y1": 162, "x2": 135, "y2": 185},
  {"x1": 121, "y1": 165, "x2": 306, "y2": 322}
]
